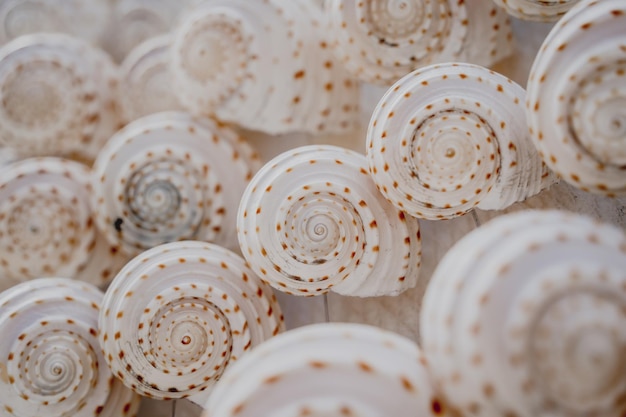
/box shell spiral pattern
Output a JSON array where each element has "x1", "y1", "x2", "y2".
[
  {"x1": 99, "y1": 241, "x2": 284, "y2": 403},
  {"x1": 367, "y1": 63, "x2": 554, "y2": 220},
  {"x1": 526, "y1": 0, "x2": 626, "y2": 196},
  {"x1": 92, "y1": 111, "x2": 260, "y2": 257},
  {"x1": 238, "y1": 145, "x2": 421, "y2": 297},
  {"x1": 203, "y1": 323, "x2": 450, "y2": 417},
  {"x1": 0, "y1": 278, "x2": 140, "y2": 417},
  {"x1": 492, "y1": 0, "x2": 580, "y2": 22},
  {"x1": 420, "y1": 210, "x2": 626, "y2": 417}
]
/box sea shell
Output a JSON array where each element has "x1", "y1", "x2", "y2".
[
  {"x1": 0, "y1": 33, "x2": 121, "y2": 161},
  {"x1": 420, "y1": 210, "x2": 626, "y2": 417},
  {"x1": 492, "y1": 0, "x2": 580, "y2": 22},
  {"x1": 526, "y1": 0, "x2": 626, "y2": 196},
  {"x1": 367, "y1": 62, "x2": 555, "y2": 220},
  {"x1": 237, "y1": 144, "x2": 421, "y2": 297},
  {"x1": 91, "y1": 111, "x2": 260, "y2": 257},
  {"x1": 171, "y1": 0, "x2": 359, "y2": 135},
  {"x1": 99, "y1": 241, "x2": 284, "y2": 404},
  {"x1": 325, "y1": 0, "x2": 513, "y2": 85},
  {"x1": 0, "y1": 278, "x2": 141, "y2": 417},
  {"x1": 119, "y1": 34, "x2": 183, "y2": 122},
  {"x1": 203, "y1": 323, "x2": 449, "y2": 417}
]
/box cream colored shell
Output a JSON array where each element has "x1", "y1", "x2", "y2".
[
  {"x1": 367, "y1": 62, "x2": 555, "y2": 220},
  {"x1": 421, "y1": 210, "x2": 626, "y2": 417},
  {"x1": 492, "y1": 0, "x2": 581, "y2": 22},
  {"x1": 98, "y1": 241, "x2": 284, "y2": 404},
  {"x1": 0, "y1": 278, "x2": 141, "y2": 417},
  {"x1": 526, "y1": 0, "x2": 626, "y2": 196},
  {"x1": 238, "y1": 145, "x2": 421, "y2": 297}
]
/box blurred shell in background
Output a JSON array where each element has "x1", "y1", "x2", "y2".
[{"x1": 492, "y1": 0, "x2": 581, "y2": 22}]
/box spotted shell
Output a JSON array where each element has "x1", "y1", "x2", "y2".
[
  {"x1": 0, "y1": 33, "x2": 121, "y2": 161},
  {"x1": 0, "y1": 278, "x2": 141, "y2": 417},
  {"x1": 238, "y1": 145, "x2": 421, "y2": 297},
  {"x1": 367, "y1": 62, "x2": 555, "y2": 220},
  {"x1": 171, "y1": 0, "x2": 359, "y2": 135},
  {"x1": 526, "y1": 0, "x2": 626, "y2": 196},
  {"x1": 119, "y1": 34, "x2": 183, "y2": 122},
  {"x1": 203, "y1": 323, "x2": 450, "y2": 417},
  {"x1": 91, "y1": 111, "x2": 260, "y2": 257},
  {"x1": 325, "y1": 0, "x2": 513, "y2": 85},
  {"x1": 420, "y1": 210, "x2": 626, "y2": 417},
  {"x1": 492, "y1": 0, "x2": 581, "y2": 22},
  {"x1": 98, "y1": 241, "x2": 284, "y2": 404}
]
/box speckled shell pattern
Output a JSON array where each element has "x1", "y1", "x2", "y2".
[
  {"x1": 91, "y1": 111, "x2": 260, "y2": 257},
  {"x1": 325, "y1": 0, "x2": 513, "y2": 85},
  {"x1": 420, "y1": 210, "x2": 626, "y2": 417},
  {"x1": 492, "y1": 0, "x2": 581, "y2": 22},
  {"x1": 367, "y1": 62, "x2": 555, "y2": 220},
  {"x1": 170, "y1": 0, "x2": 359, "y2": 135},
  {"x1": 0, "y1": 278, "x2": 141, "y2": 417},
  {"x1": 526, "y1": 0, "x2": 626, "y2": 196},
  {"x1": 202, "y1": 323, "x2": 449, "y2": 417},
  {"x1": 98, "y1": 241, "x2": 284, "y2": 403},
  {"x1": 237, "y1": 145, "x2": 422, "y2": 297},
  {"x1": 0, "y1": 33, "x2": 121, "y2": 162}
]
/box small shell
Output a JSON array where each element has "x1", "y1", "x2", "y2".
[
  {"x1": 119, "y1": 34, "x2": 183, "y2": 122},
  {"x1": 0, "y1": 278, "x2": 141, "y2": 417},
  {"x1": 367, "y1": 62, "x2": 555, "y2": 220},
  {"x1": 492, "y1": 0, "x2": 581, "y2": 22},
  {"x1": 0, "y1": 33, "x2": 121, "y2": 161},
  {"x1": 237, "y1": 145, "x2": 421, "y2": 297},
  {"x1": 99, "y1": 241, "x2": 284, "y2": 403},
  {"x1": 420, "y1": 210, "x2": 626, "y2": 416},
  {"x1": 91, "y1": 111, "x2": 260, "y2": 256},
  {"x1": 203, "y1": 323, "x2": 449, "y2": 417},
  {"x1": 526, "y1": 0, "x2": 626, "y2": 196}
]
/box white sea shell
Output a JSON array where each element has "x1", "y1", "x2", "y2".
[
  {"x1": 237, "y1": 145, "x2": 421, "y2": 297},
  {"x1": 99, "y1": 241, "x2": 284, "y2": 404},
  {"x1": 526, "y1": 0, "x2": 626, "y2": 196},
  {"x1": 325, "y1": 0, "x2": 513, "y2": 85},
  {"x1": 0, "y1": 33, "x2": 121, "y2": 161},
  {"x1": 203, "y1": 323, "x2": 450, "y2": 417},
  {"x1": 119, "y1": 34, "x2": 183, "y2": 122},
  {"x1": 420, "y1": 210, "x2": 626, "y2": 417},
  {"x1": 0, "y1": 278, "x2": 141, "y2": 417},
  {"x1": 492, "y1": 0, "x2": 581, "y2": 22},
  {"x1": 367, "y1": 62, "x2": 555, "y2": 220},
  {"x1": 171, "y1": 0, "x2": 359, "y2": 135},
  {"x1": 91, "y1": 111, "x2": 260, "y2": 257}
]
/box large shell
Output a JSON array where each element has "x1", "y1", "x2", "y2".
[
  {"x1": 526, "y1": 0, "x2": 626, "y2": 196},
  {"x1": 0, "y1": 33, "x2": 121, "y2": 161},
  {"x1": 367, "y1": 62, "x2": 555, "y2": 220},
  {"x1": 91, "y1": 111, "x2": 260, "y2": 257},
  {"x1": 237, "y1": 145, "x2": 421, "y2": 297},
  {"x1": 325, "y1": 0, "x2": 513, "y2": 85},
  {"x1": 170, "y1": 0, "x2": 359, "y2": 135},
  {"x1": 492, "y1": 0, "x2": 581, "y2": 22},
  {"x1": 203, "y1": 323, "x2": 449, "y2": 417},
  {"x1": 98, "y1": 241, "x2": 284, "y2": 404},
  {"x1": 420, "y1": 210, "x2": 626, "y2": 416},
  {"x1": 0, "y1": 278, "x2": 141, "y2": 417}
]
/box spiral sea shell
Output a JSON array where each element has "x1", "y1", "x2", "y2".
[
  {"x1": 238, "y1": 145, "x2": 421, "y2": 297},
  {"x1": 0, "y1": 33, "x2": 121, "y2": 161},
  {"x1": 171, "y1": 0, "x2": 359, "y2": 135},
  {"x1": 526, "y1": 0, "x2": 626, "y2": 196},
  {"x1": 325, "y1": 0, "x2": 513, "y2": 85},
  {"x1": 492, "y1": 0, "x2": 580, "y2": 22},
  {"x1": 92, "y1": 111, "x2": 260, "y2": 257},
  {"x1": 367, "y1": 62, "x2": 554, "y2": 220},
  {"x1": 420, "y1": 210, "x2": 626, "y2": 417},
  {"x1": 203, "y1": 323, "x2": 449, "y2": 417},
  {"x1": 0, "y1": 278, "x2": 141, "y2": 417},
  {"x1": 99, "y1": 241, "x2": 284, "y2": 404}
]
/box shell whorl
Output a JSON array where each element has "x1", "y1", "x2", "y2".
[
  {"x1": 526, "y1": 0, "x2": 626, "y2": 196},
  {"x1": 0, "y1": 278, "x2": 141, "y2": 417},
  {"x1": 237, "y1": 145, "x2": 421, "y2": 297},
  {"x1": 367, "y1": 62, "x2": 555, "y2": 220},
  {"x1": 98, "y1": 241, "x2": 284, "y2": 402},
  {"x1": 492, "y1": 0, "x2": 581, "y2": 22},
  {"x1": 91, "y1": 111, "x2": 260, "y2": 257},
  {"x1": 420, "y1": 210, "x2": 626, "y2": 417}
]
